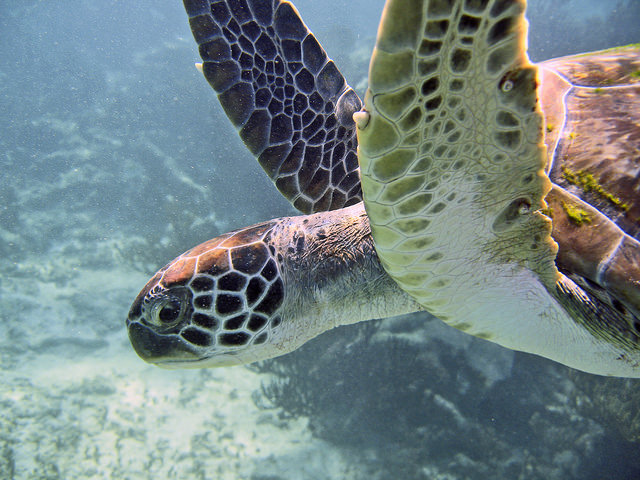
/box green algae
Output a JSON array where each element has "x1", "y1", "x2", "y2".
[
  {"x1": 562, "y1": 166, "x2": 630, "y2": 212},
  {"x1": 561, "y1": 201, "x2": 592, "y2": 226}
]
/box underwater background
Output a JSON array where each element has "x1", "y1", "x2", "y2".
[{"x1": 1, "y1": 0, "x2": 639, "y2": 478}]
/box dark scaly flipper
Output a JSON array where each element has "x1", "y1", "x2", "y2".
[{"x1": 183, "y1": 0, "x2": 363, "y2": 213}]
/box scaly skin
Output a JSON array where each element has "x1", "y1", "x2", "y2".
[{"x1": 127, "y1": 203, "x2": 423, "y2": 367}]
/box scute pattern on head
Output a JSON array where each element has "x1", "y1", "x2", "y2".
[
  {"x1": 183, "y1": 0, "x2": 364, "y2": 213},
  {"x1": 126, "y1": 219, "x2": 286, "y2": 366}
]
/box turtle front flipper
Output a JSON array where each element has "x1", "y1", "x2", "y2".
[
  {"x1": 183, "y1": 0, "x2": 363, "y2": 213},
  {"x1": 356, "y1": 0, "x2": 639, "y2": 376},
  {"x1": 357, "y1": 0, "x2": 558, "y2": 310}
]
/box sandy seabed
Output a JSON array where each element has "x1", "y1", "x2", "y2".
[{"x1": 0, "y1": 257, "x2": 354, "y2": 480}]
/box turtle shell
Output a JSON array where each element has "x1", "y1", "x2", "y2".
[
  {"x1": 539, "y1": 45, "x2": 640, "y2": 238},
  {"x1": 537, "y1": 45, "x2": 640, "y2": 317}
]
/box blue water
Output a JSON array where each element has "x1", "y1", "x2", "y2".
[{"x1": 1, "y1": 1, "x2": 639, "y2": 479}]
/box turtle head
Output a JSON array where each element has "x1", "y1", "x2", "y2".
[{"x1": 126, "y1": 221, "x2": 287, "y2": 368}]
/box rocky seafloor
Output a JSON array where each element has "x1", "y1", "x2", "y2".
[{"x1": 1, "y1": 0, "x2": 639, "y2": 479}]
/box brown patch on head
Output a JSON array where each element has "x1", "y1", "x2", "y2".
[
  {"x1": 186, "y1": 235, "x2": 230, "y2": 256},
  {"x1": 146, "y1": 271, "x2": 163, "y2": 289},
  {"x1": 220, "y1": 221, "x2": 275, "y2": 248},
  {"x1": 161, "y1": 257, "x2": 197, "y2": 287},
  {"x1": 196, "y1": 247, "x2": 231, "y2": 276}
]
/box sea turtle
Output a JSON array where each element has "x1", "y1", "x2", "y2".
[{"x1": 126, "y1": 0, "x2": 640, "y2": 377}]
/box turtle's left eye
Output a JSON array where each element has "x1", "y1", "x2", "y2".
[
  {"x1": 148, "y1": 292, "x2": 188, "y2": 329},
  {"x1": 158, "y1": 299, "x2": 181, "y2": 324}
]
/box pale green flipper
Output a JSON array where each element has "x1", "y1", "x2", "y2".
[{"x1": 356, "y1": 0, "x2": 638, "y2": 375}]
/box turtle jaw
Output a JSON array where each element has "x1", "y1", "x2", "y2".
[
  {"x1": 126, "y1": 272, "x2": 281, "y2": 367},
  {"x1": 126, "y1": 319, "x2": 265, "y2": 368},
  {"x1": 151, "y1": 351, "x2": 255, "y2": 369},
  {"x1": 127, "y1": 321, "x2": 202, "y2": 365}
]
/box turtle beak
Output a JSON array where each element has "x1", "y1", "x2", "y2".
[
  {"x1": 127, "y1": 322, "x2": 200, "y2": 365},
  {"x1": 127, "y1": 322, "x2": 245, "y2": 369}
]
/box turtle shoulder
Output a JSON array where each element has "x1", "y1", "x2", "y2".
[{"x1": 183, "y1": 0, "x2": 363, "y2": 213}]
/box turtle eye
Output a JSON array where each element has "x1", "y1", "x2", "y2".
[
  {"x1": 148, "y1": 294, "x2": 188, "y2": 329},
  {"x1": 158, "y1": 300, "x2": 181, "y2": 324}
]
